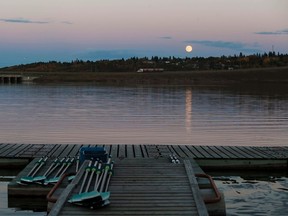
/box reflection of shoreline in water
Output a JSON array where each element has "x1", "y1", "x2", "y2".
[{"x1": 185, "y1": 87, "x2": 192, "y2": 134}]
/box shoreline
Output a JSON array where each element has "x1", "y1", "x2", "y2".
[{"x1": 1, "y1": 66, "x2": 288, "y2": 85}]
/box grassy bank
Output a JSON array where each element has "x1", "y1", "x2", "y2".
[{"x1": 2, "y1": 66, "x2": 288, "y2": 85}]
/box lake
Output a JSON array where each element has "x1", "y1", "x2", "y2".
[{"x1": 0, "y1": 84, "x2": 287, "y2": 146}]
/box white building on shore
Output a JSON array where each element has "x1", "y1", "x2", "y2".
[{"x1": 137, "y1": 68, "x2": 164, "y2": 73}]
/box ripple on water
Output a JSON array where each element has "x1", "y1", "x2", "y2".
[{"x1": 214, "y1": 176, "x2": 288, "y2": 216}]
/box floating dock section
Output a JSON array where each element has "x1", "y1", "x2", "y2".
[
  {"x1": 49, "y1": 158, "x2": 210, "y2": 216},
  {"x1": 1, "y1": 143, "x2": 287, "y2": 170}
]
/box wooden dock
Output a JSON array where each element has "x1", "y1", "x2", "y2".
[
  {"x1": 7, "y1": 157, "x2": 225, "y2": 215},
  {"x1": 4, "y1": 143, "x2": 287, "y2": 216},
  {"x1": 1, "y1": 143, "x2": 288, "y2": 170},
  {"x1": 49, "y1": 158, "x2": 209, "y2": 216}
]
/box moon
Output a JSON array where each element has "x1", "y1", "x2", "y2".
[{"x1": 185, "y1": 45, "x2": 193, "y2": 53}]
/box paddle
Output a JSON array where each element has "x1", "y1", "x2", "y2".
[
  {"x1": 68, "y1": 158, "x2": 113, "y2": 207},
  {"x1": 68, "y1": 156, "x2": 80, "y2": 182},
  {"x1": 85, "y1": 160, "x2": 98, "y2": 192},
  {"x1": 68, "y1": 160, "x2": 96, "y2": 203},
  {"x1": 94, "y1": 161, "x2": 103, "y2": 190},
  {"x1": 45, "y1": 157, "x2": 74, "y2": 184},
  {"x1": 32, "y1": 157, "x2": 59, "y2": 183},
  {"x1": 90, "y1": 163, "x2": 114, "y2": 209},
  {"x1": 19, "y1": 156, "x2": 48, "y2": 184}
]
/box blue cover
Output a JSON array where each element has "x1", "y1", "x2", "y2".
[{"x1": 79, "y1": 147, "x2": 108, "y2": 165}]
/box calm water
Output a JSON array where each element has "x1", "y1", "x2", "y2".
[
  {"x1": 0, "y1": 84, "x2": 287, "y2": 146},
  {"x1": 213, "y1": 173, "x2": 288, "y2": 216}
]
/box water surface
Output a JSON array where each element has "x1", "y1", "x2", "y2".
[
  {"x1": 213, "y1": 173, "x2": 288, "y2": 216},
  {"x1": 0, "y1": 84, "x2": 287, "y2": 146}
]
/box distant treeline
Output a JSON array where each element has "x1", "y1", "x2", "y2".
[{"x1": 1, "y1": 52, "x2": 288, "y2": 73}]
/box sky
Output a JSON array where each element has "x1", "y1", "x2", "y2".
[{"x1": 0, "y1": 0, "x2": 288, "y2": 68}]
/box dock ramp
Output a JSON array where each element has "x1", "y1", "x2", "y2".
[{"x1": 49, "y1": 158, "x2": 209, "y2": 216}]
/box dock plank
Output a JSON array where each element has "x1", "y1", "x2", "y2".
[
  {"x1": 5, "y1": 144, "x2": 27, "y2": 156},
  {"x1": 226, "y1": 146, "x2": 252, "y2": 159},
  {"x1": 255, "y1": 147, "x2": 285, "y2": 159},
  {"x1": 109, "y1": 145, "x2": 118, "y2": 158},
  {"x1": 67, "y1": 144, "x2": 82, "y2": 157},
  {"x1": 170, "y1": 145, "x2": 187, "y2": 158},
  {"x1": 133, "y1": 145, "x2": 143, "y2": 158},
  {"x1": 156, "y1": 145, "x2": 171, "y2": 157},
  {"x1": 216, "y1": 146, "x2": 242, "y2": 158},
  {"x1": 236, "y1": 146, "x2": 263, "y2": 159},
  {"x1": 179, "y1": 145, "x2": 198, "y2": 158},
  {"x1": 145, "y1": 145, "x2": 161, "y2": 158},
  {"x1": 118, "y1": 145, "x2": 126, "y2": 158},
  {"x1": 54, "y1": 144, "x2": 71, "y2": 158},
  {"x1": 247, "y1": 147, "x2": 270, "y2": 158},
  {"x1": 181, "y1": 146, "x2": 199, "y2": 158},
  {"x1": 140, "y1": 145, "x2": 149, "y2": 158},
  {"x1": 48, "y1": 145, "x2": 65, "y2": 158},
  {"x1": 207, "y1": 146, "x2": 230, "y2": 159},
  {"x1": 126, "y1": 145, "x2": 134, "y2": 158},
  {"x1": 0, "y1": 144, "x2": 20, "y2": 157},
  {"x1": 8, "y1": 144, "x2": 32, "y2": 157},
  {"x1": 213, "y1": 146, "x2": 235, "y2": 159},
  {"x1": 201, "y1": 146, "x2": 221, "y2": 159},
  {"x1": 194, "y1": 146, "x2": 213, "y2": 158},
  {"x1": 58, "y1": 144, "x2": 76, "y2": 158},
  {"x1": 16, "y1": 144, "x2": 44, "y2": 158},
  {"x1": 187, "y1": 146, "x2": 206, "y2": 158},
  {"x1": 250, "y1": 147, "x2": 277, "y2": 159},
  {"x1": 0, "y1": 143, "x2": 9, "y2": 151}
]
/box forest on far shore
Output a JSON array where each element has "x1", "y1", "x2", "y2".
[{"x1": 1, "y1": 52, "x2": 288, "y2": 73}]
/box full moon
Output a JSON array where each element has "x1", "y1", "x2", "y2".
[{"x1": 185, "y1": 45, "x2": 193, "y2": 53}]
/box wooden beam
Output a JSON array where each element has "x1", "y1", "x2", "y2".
[{"x1": 183, "y1": 159, "x2": 209, "y2": 216}]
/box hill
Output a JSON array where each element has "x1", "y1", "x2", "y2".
[{"x1": 1, "y1": 53, "x2": 288, "y2": 73}]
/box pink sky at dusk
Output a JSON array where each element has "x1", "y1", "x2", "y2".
[{"x1": 0, "y1": 0, "x2": 287, "y2": 67}]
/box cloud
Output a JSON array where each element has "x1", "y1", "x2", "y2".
[
  {"x1": 160, "y1": 36, "x2": 172, "y2": 40},
  {"x1": 78, "y1": 49, "x2": 144, "y2": 60},
  {"x1": 185, "y1": 40, "x2": 261, "y2": 53},
  {"x1": 61, "y1": 21, "x2": 73, "y2": 25},
  {"x1": 185, "y1": 40, "x2": 245, "y2": 49},
  {"x1": 0, "y1": 18, "x2": 50, "y2": 24},
  {"x1": 255, "y1": 29, "x2": 288, "y2": 35}
]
